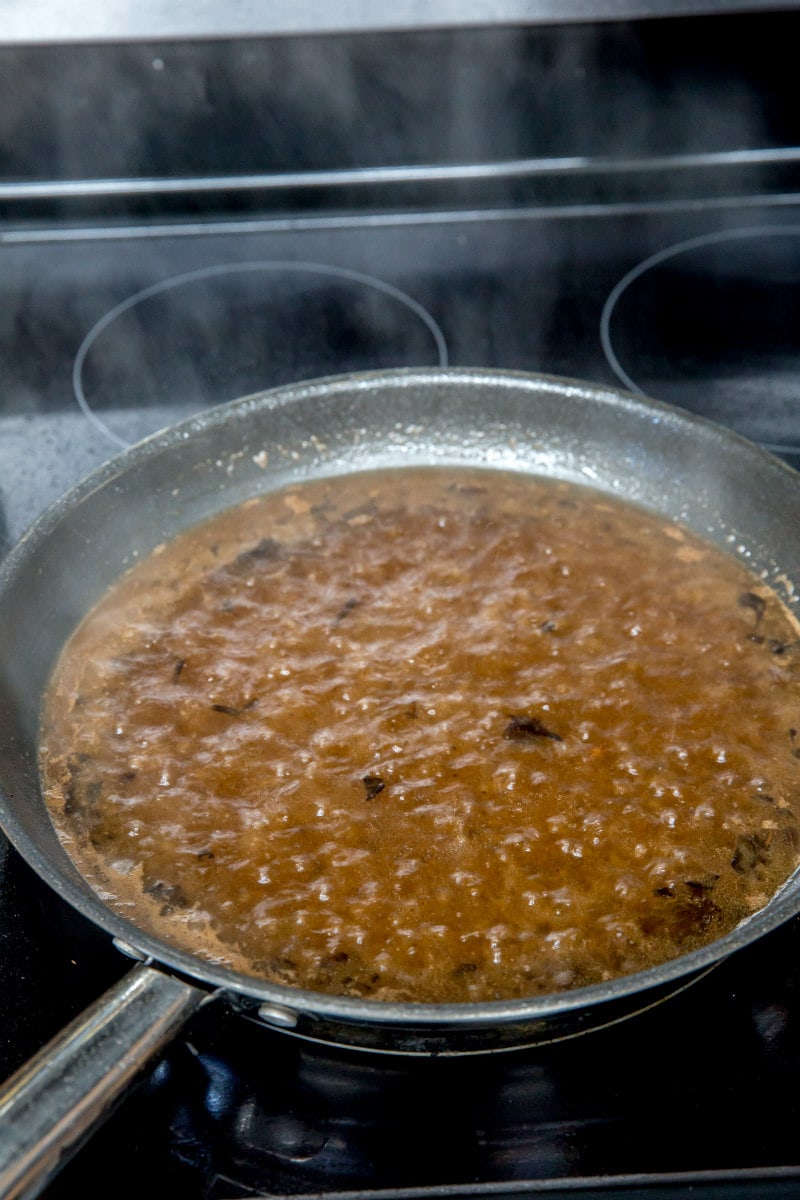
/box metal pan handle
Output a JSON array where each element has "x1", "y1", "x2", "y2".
[{"x1": 0, "y1": 962, "x2": 205, "y2": 1200}]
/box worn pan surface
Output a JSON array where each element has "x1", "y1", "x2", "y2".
[{"x1": 3, "y1": 367, "x2": 800, "y2": 1193}]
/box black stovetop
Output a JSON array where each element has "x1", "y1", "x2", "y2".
[{"x1": 4, "y1": 197, "x2": 800, "y2": 1198}]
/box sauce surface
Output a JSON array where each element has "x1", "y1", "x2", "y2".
[{"x1": 41, "y1": 467, "x2": 800, "y2": 1002}]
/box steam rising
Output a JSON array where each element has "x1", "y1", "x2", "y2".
[{"x1": 0, "y1": 22, "x2": 776, "y2": 183}]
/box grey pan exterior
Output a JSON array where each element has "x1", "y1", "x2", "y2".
[{"x1": 2, "y1": 367, "x2": 800, "y2": 1058}]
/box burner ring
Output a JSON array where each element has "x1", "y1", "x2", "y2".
[
  {"x1": 599, "y1": 228, "x2": 751, "y2": 396},
  {"x1": 73, "y1": 259, "x2": 449, "y2": 448},
  {"x1": 599, "y1": 224, "x2": 800, "y2": 454}
]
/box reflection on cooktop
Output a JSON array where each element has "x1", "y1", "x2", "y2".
[
  {"x1": 601, "y1": 226, "x2": 800, "y2": 452},
  {"x1": 72, "y1": 261, "x2": 449, "y2": 446}
]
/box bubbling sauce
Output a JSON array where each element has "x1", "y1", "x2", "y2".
[{"x1": 41, "y1": 467, "x2": 800, "y2": 1003}]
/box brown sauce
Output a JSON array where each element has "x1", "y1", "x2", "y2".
[{"x1": 40, "y1": 467, "x2": 800, "y2": 1003}]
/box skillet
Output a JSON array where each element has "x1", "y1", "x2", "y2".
[{"x1": 2, "y1": 367, "x2": 800, "y2": 1198}]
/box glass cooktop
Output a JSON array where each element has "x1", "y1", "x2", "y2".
[
  {"x1": 4, "y1": 205, "x2": 800, "y2": 553},
  {"x1": 3, "y1": 196, "x2": 800, "y2": 1198}
]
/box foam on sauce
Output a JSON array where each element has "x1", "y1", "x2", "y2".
[{"x1": 41, "y1": 467, "x2": 800, "y2": 1002}]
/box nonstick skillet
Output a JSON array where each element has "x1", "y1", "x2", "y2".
[{"x1": 2, "y1": 368, "x2": 800, "y2": 1199}]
